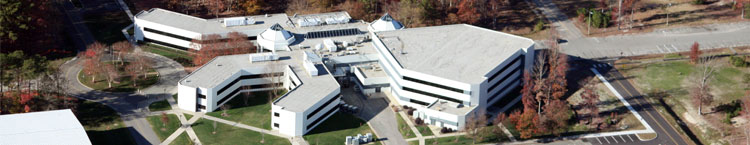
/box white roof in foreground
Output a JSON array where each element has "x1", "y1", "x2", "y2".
[
  {"x1": 376, "y1": 24, "x2": 535, "y2": 84},
  {"x1": 0, "y1": 109, "x2": 91, "y2": 145}
]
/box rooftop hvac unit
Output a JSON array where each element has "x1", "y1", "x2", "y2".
[
  {"x1": 324, "y1": 39, "x2": 337, "y2": 52},
  {"x1": 249, "y1": 53, "x2": 279, "y2": 63},
  {"x1": 303, "y1": 60, "x2": 318, "y2": 76},
  {"x1": 223, "y1": 17, "x2": 254, "y2": 27}
]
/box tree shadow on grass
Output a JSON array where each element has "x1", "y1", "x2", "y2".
[{"x1": 86, "y1": 127, "x2": 138, "y2": 145}]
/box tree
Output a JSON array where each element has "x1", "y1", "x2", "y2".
[
  {"x1": 131, "y1": 54, "x2": 153, "y2": 79},
  {"x1": 241, "y1": 0, "x2": 263, "y2": 15},
  {"x1": 81, "y1": 42, "x2": 107, "y2": 83},
  {"x1": 338, "y1": 0, "x2": 366, "y2": 20},
  {"x1": 160, "y1": 112, "x2": 169, "y2": 129},
  {"x1": 206, "y1": 0, "x2": 226, "y2": 18},
  {"x1": 742, "y1": 92, "x2": 750, "y2": 145},
  {"x1": 492, "y1": 112, "x2": 508, "y2": 138},
  {"x1": 263, "y1": 63, "x2": 284, "y2": 100},
  {"x1": 112, "y1": 41, "x2": 133, "y2": 65},
  {"x1": 226, "y1": 32, "x2": 254, "y2": 53},
  {"x1": 509, "y1": 109, "x2": 538, "y2": 139},
  {"x1": 125, "y1": 63, "x2": 140, "y2": 87},
  {"x1": 542, "y1": 99, "x2": 572, "y2": 136},
  {"x1": 0, "y1": 0, "x2": 32, "y2": 42},
  {"x1": 102, "y1": 63, "x2": 118, "y2": 88},
  {"x1": 581, "y1": 81, "x2": 600, "y2": 123},
  {"x1": 690, "y1": 55, "x2": 717, "y2": 115},
  {"x1": 464, "y1": 111, "x2": 487, "y2": 144},
  {"x1": 690, "y1": 42, "x2": 701, "y2": 64},
  {"x1": 457, "y1": 0, "x2": 480, "y2": 24},
  {"x1": 221, "y1": 104, "x2": 231, "y2": 117},
  {"x1": 212, "y1": 120, "x2": 218, "y2": 134}
]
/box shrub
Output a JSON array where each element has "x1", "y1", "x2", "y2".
[
  {"x1": 415, "y1": 117, "x2": 424, "y2": 125},
  {"x1": 407, "y1": 109, "x2": 415, "y2": 116},
  {"x1": 440, "y1": 127, "x2": 455, "y2": 133},
  {"x1": 585, "y1": 9, "x2": 611, "y2": 28},
  {"x1": 692, "y1": 0, "x2": 704, "y2": 5},
  {"x1": 534, "y1": 18, "x2": 545, "y2": 32},
  {"x1": 745, "y1": 5, "x2": 750, "y2": 19},
  {"x1": 730, "y1": 56, "x2": 749, "y2": 67}
]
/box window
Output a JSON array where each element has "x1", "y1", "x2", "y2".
[
  {"x1": 197, "y1": 104, "x2": 206, "y2": 109},
  {"x1": 274, "y1": 112, "x2": 280, "y2": 117},
  {"x1": 403, "y1": 76, "x2": 464, "y2": 93},
  {"x1": 487, "y1": 56, "x2": 522, "y2": 82},
  {"x1": 197, "y1": 94, "x2": 206, "y2": 99},
  {"x1": 274, "y1": 123, "x2": 279, "y2": 128},
  {"x1": 143, "y1": 27, "x2": 193, "y2": 41},
  {"x1": 307, "y1": 95, "x2": 340, "y2": 119},
  {"x1": 409, "y1": 99, "x2": 430, "y2": 106},
  {"x1": 403, "y1": 86, "x2": 462, "y2": 104},
  {"x1": 306, "y1": 108, "x2": 338, "y2": 130}
]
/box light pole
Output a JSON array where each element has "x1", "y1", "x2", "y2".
[
  {"x1": 666, "y1": 3, "x2": 672, "y2": 26},
  {"x1": 588, "y1": 11, "x2": 593, "y2": 35}
]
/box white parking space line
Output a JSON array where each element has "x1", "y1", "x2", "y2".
[
  {"x1": 627, "y1": 134, "x2": 634, "y2": 142},
  {"x1": 657, "y1": 45, "x2": 668, "y2": 53},
  {"x1": 619, "y1": 135, "x2": 627, "y2": 142},
  {"x1": 596, "y1": 137, "x2": 603, "y2": 144},
  {"x1": 670, "y1": 44, "x2": 680, "y2": 52},
  {"x1": 610, "y1": 136, "x2": 619, "y2": 143},
  {"x1": 603, "y1": 136, "x2": 611, "y2": 144}
]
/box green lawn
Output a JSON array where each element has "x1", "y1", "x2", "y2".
[
  {"x1": 395, "y1": 113, "x2": 416, "y2": 139},
  {"x1": 140, "y1": 43, "x2": 194, "y2": 67},
  {"x1": 206, "y1": 91, "x2": 283, "y2": 130},
  {"x1": 304, "y1": 112, "x2": 379, "y2": 145},
  {"x1": 83, "y1": 11, "x2": 131, "y2": 44},
  {"x1": 78, "y1": 61, "x2": 158, "y2": 92},
  {"x1": 149, "y1": 99, "x2": 172, "y2": 111},
  {"x1": 185, "y1": 113, "x2": 194, "y2": 120},
  {"x1": 169, "y1": 132, "x2": 193, "y2": 145},
  {"x1": 622, "y1": 58, "x2": 749, "y2": 144},
  {"x1": 416, "y1": 125, "x2": 434, "y2": 136},
  {"x1": 147, "y1": 114, "x2": 181, "y2": 141},
  {"x1": 77, "y1": 100, "x2": 137, "y2": 145},
  {"x1": 191, "y1": 119, "x2": 290, "y2": 145}
]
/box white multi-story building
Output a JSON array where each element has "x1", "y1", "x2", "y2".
[
  {"x1": 160, "y1": 8, "x2": 534, "y2": 136},
  {"x1": 370, "y1": 24, "x2": 535, "y2": 130}
]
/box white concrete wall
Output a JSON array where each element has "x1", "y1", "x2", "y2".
[
  {"x1": 133, "y1": 18, "x2": 202, "y2": 50},
  {"x1": 271, "y1": 105, "x2": 302, "y2": 136},
  {"x1": 177, "y1": 84, "x2": 197, "y2": 112}
]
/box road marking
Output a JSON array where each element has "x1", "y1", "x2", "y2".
[
  {"x1": 619, "y1": 135, "x2": 627, "y2": 142},
  {"x1": 611, "y1": 136, "x2": 619, "y2": 143},
  {"x1": 603, "y1": 136, "x2": 611, "y2": 144},
  {"x1": 612, "y1": 71, "x2": 681, "y2": 145},
  {"x1": 596, "y1": 137, "x2": 603, "y2": 144},
  {"x1": 627, "y1": 134, "x2": 634, "y2": 142},
  {"x1": 670, "y1": 44, "x2": 679, "y2": 52}
]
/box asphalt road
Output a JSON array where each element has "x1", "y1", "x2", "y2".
[
  {"x1": 582, "y1": 62, "x2": 691, "y2": 145},
  {"x1": 340, "y1": 88, "x2": 408, "y2": 145}
]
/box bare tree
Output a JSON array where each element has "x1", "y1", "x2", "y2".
[
  {"x1": 464, "y1": 110, "x2": 487, "y2": 144},
  {"x1": 212, "y1": 120, "x2": 218, "y2": 134},
  {"x1": 221, "y1": 104, "x2": 231, "y2": 117},
  {"x1": 112, "y1": 41, "x2": 133, "y2": 66},
  {"x1": 690, "y1": 55, "x2": 718, "y2": 115},
  {"x1": 263, "y1": 63, "x2": 284, "y2": 100},
  {"x1": 102, "y1": 63, "x2": 118, "y2": 88}
]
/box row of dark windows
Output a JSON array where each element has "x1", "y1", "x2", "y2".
[
  {"x1": 306, "y1": 107, "x2": 338, "y2": 130},
  {"x1": 143, "y1": 27, "x2": 258, "y2": 43},
  {"x1": 489, "y1": 86, "x2": 522, "y2": 107},
  {"x1": 143, "y1": 38, "x2": 190, "y2": 50},
  {"x1": 216, "y1": 83, "x2": 283, "y2": 106},
  {"x1": 402, "y1": 86, "x2": 463, "y2": 104},
  {"x1": 307, "y1": 94, "x2": 341, "y2": 119},
  {"x1": 487, "y1": 68, "x2": 520, "y2": 94},
  {"x1": 487, "y1": 78, "x2": 522, "y2": 104},
  {"x1": 402, "y1": 76, "x2": 464, "y2": 93},
  {"x1": 487, "y1": 55, "x2": 522, "y2": 82},
  {"x1": 409, "y1": 98, "x2": 430, "y2": 106},
  {"x1": 216, "y1": 73, "x2": 284, "y2": 95},
  {"x1": 198, "y1": 94, "x2": 206, "y2": 99}
]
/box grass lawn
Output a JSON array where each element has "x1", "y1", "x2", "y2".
[
  {"x1": 185, "y1": 113, "x2": 194, "y2": 120},
  {"x1": 149, "y1": 99, "x2": 172, "y2": 112},
  {"x1": 206, "y1": 91, "x2": 284, "y2": 130},
  {"x1": 147, "y1": 114, "x2": 181, "y2": 141},
  {"x1": 395, "y1": 113, "x2": 416, "y2": 139},
  {"x1": 191, "y1": 118, "x2": 290, "y2": 145},
  {"x1": 83, "y1": 11, "x2": 131, "y2": 44},
  {"x1": 620, "y1": 57, "x2": 749, "y2": 144},
  {"x1": 140, "y1": 43, "x2": 194, "y2": 67},
  {"x1": 415, "y1": 125, "x2": 434, "y2": 136},
  {"x1": 304, "y1": 112, "x2": 378, "y2": 145},
  {"x1": 77, "y1": 100, "x2": 137, "y2": 145},
  {"x1": 78, "y1": 61, "x2": 158, "y2": 92},
  {"x1": 169, "y1": 132, "x2": 193, "y2": 145}
]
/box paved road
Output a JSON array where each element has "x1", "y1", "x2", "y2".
[
  {"x1": 581, "y1": 62, "x2": 690, "y2": 145},
  {"x1": 61, "y1": 50, "x2": 187, "y2": 145},
  {"x1": 341, "y1": 89, "x2": 408, "y2": 145}
]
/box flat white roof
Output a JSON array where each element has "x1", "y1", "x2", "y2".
[
  {"x1": 376, "y1": 24, "x2": 535, "y2": 84},
  {"x1": 0, "y1": 109, "x2": 92, "y2": 145},
  {"x1": 179, "y1": 51, "x2": 340, "y2": 112}
]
